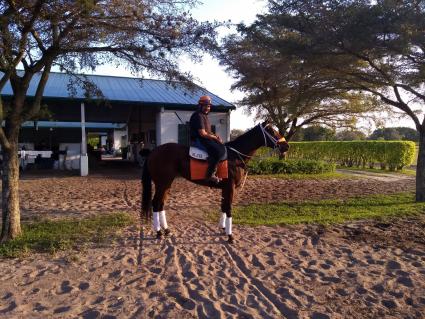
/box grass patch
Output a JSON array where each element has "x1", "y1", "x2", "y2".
[
  {"x1": 337, "y1": 166, "x2": 416, "y2": 176},
  {"x1": 251, "y1": 172, "x2": 350, "y2": 180},
  {"x1": 228, "y1": 192, "x2": 425, "y2": 226},
  {"x1": 402, "y1": 168, "x2": 416, "y2": 176},
  {"x1": 0, "y1": 212, "x2": 134, "y2": 258}
]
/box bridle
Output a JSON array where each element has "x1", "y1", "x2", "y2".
[{"x1": 259, "y1": 123, "x2": 287, "y2": 150}]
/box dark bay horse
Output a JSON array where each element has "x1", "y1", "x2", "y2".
[{"x1": 141, "y1": 122, "x2": 289, "y2": 243}]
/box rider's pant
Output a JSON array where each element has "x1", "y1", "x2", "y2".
[{"x1": 199, "y1": 138, "x2": 226, "y2": 177}]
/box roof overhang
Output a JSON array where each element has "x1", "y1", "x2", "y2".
[{"x1": 21, "y1": 121, "x2": 126, "y2": 129}]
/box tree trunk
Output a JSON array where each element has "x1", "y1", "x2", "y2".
[
  {"x1": 416, "y1": 128, "x2": 425, "y2": 202},
  {"x1": 1, "y1": 135, "x2": 21, "y2": 242}
]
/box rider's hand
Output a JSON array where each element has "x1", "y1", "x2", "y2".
[{"x1": 215, "y1": 134, "x2": 223, "y2": 144}]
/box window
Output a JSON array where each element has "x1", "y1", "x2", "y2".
[
  {"x1": 148, "y1": 130, "x2": 156, "y2": 145},
  {"x1": 178, "y1": 123, "x2": 190, "y2": 146}
]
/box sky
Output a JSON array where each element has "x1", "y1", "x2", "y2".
[
  {"x1": 93, "y1": 0, "x2": 418, "y2": 132},
  {"x1": 182, "y1": 0, "x2": 418, "y2": 132},
  {"x1": 94, "y1": 0, "x2": 267, "y2": 130},
  {"x1": 182, "y1": 0, "x2": 269, "y2": 130}
]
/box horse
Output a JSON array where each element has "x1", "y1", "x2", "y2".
[{"x1": 141, "y1": 121, "x2": 290, "y2": 243}]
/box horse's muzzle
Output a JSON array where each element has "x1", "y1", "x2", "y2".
[{"x1": 278, "y1": 142, "x2": 290, "y2": 154}]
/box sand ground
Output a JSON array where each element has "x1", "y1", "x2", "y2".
[{"x1": 0, "y1": 165, "x2": 424, "y2": 319}]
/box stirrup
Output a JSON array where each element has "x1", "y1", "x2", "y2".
[{"x1": 206, "y1": 175, "x2": 221, "y2": 184}]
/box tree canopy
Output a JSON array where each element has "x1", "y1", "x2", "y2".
[
  {"x1": 217, "y1": 3, "x2": 379, "y2": 139},
  {"x1": 291, "y1": 126, "x2": 367, "y2": 141},
  {"x1": 258, "y1": 0, "x2": 425, "y2": 132},
  {"x1": 292, "y1": 126, "x2": 335, "y2": 141},
  {"x1": 0, "y1": 0, "x2": 218, "y2": 131},
  {"x1": 369, "y1": 127, "x2": 419, "y2": 141},
  {"x1": 230, "y1": 128, "x2": 245, "y2": 141},
  {"x1": 0, "y1": 0, "x2": 219, "y2": 241},
  {"x1": 225, "y1": 0, "x2": 425, "y2": 200},
  {"x1": 335, "y1": 130, "x2": 366, "y2": 141}
]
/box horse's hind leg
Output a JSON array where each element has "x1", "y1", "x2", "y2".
[{"x1": 152, "y1": 182, "x2": 173, "y2": 239}]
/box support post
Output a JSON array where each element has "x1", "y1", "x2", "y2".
[
  {"x1": 226, "y1": 110, "x2": 231, "y2": 142},
  {"x1": 80, "y1": 102, "x2": 88, "y2": 176}
]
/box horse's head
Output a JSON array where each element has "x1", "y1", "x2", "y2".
[{"x1": 261, "y1": 122, "x2": 290, "y2": 156}]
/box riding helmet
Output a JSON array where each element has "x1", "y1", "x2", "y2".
[{"x1": 198, "y1": 95, "x2": 212, "y2": 105}]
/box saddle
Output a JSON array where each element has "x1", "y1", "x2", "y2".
[{"x1": 189, "y1": 140, "x2": 228, "y2": 180}]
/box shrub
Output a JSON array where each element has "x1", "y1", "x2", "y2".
[
  {"x1": 287, "y1": 141, "x2": 416, "y2": 171},
  {"x1": 248, "y1": 158, "x2": 336, "y2": 175}
]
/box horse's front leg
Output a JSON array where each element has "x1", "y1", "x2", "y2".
[{"x1": 221, "y1": 181, "x2": 235, "y2": 244}]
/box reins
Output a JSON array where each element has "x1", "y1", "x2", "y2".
[
  {"x1": 226, "y1": 146, "x2": 251, "y2": 165},
  {"x1": 226, "y1": 123, "x2": 283, "y2": 191}
]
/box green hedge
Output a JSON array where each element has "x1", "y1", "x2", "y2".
[
  {"x1": 286, "y1": 141, "x2": 416, "y2": 171},
  {"x1": 248, "y1": 158, "x2": 336, "y2": 175}
]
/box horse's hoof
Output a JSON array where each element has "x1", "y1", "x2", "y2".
[
  {"x1": 227, "y1": 235, "x2": 234, "y2": 244},
  {"x1": 156, "y1": 230, "x2": 162, "y2": 239},
  {"x1": 163, "y1": 228, "x2": 171, "y2": 236},
  {"x1": 221, "y1": 228, "x2": 226, "y2": 234}
]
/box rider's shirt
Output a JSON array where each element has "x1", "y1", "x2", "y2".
[{"x1": 189, "y1": 110, "x2": 212, "y2": 140}]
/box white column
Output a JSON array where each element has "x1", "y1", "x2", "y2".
[
  {"x1": 80, "y1": 102, "x2": 88, "y2": 176},
  {"x1": 155, "y1": 106, "x2": 164, "y2": 146},
  {"x1": 226, "y1": 111, "x2": 231, "y2": 142}
]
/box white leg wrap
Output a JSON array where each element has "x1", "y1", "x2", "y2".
[
  {"x1": 225, "y1": 217, "x2": 232, "y2": 235},
  {"x1": 219, "y1": 213, "x2": 226, "y2": 228},
  {"x1": 153, "y1": 212, "x2": 161, "y2": 232},
  {"x1": 159, "y1": 211, "x2": 168, "y2": 229}
]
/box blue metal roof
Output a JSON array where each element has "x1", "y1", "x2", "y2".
[{"x1": 1, "y1": 72, "x2": 235, "y2": 109}]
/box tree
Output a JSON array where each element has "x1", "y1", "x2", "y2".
[
  {"x1": 336, "y1": 130, "x2": 366, "y2": 141},
  {"x1": 290, "y1": 128, "x2": 304, "y2": 141},
  {"x1": 230, "y1": 129, "x2": 245, "y2": 141},
  {"x1": 302, "y1": 126, "x2": 335, "y2": 141},
  {"x1": 255, "y1": 0, "x2": 425, "y2": 201},
  {"x1": 217, "y1": 10, "x2": 379, "y2": 140},
  {"x1": 369, "y1": 127, "x2": 419, "y2": 141},
  {"x1": 396, "y1": 127, "x2": 419, "y2": 142},
  {"x1": 369, "y1": 128, "x2": 402, "y2": 140},
  {"x1": 0, "y1": 0, "x2": 218, "y2": 242}
]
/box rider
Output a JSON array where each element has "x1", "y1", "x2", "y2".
[{"x1": 189, "y1": 95, "x2": 226, "y2": 183}]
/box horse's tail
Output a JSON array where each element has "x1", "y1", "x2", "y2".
[{"x1": 141, "y1": 151, "x2": 152, "y2": 222}]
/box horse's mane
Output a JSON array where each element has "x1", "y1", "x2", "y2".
[
  {"x1": 226, "y1": 124, "x2": 260, "y2": 145},
  {"x1": 225, "y1": 125, "x2": 261, "y2": 159}
]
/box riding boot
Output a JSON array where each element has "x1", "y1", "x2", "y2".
[{"x1": 206, "y1": 163, "x2": 221, "y2": 184}]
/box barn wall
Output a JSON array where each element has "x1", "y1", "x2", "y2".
[{"x1": 157, "y1": 110, "x2": 230, "y2": 145}]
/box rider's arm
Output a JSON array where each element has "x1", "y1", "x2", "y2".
[{"x1": 198, "y1": 129, "x2": 222, "y2": 143}]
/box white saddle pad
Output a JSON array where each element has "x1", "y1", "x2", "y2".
[{"x1": 189, "y1": 146, "x2": 208, "y2": 160}]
